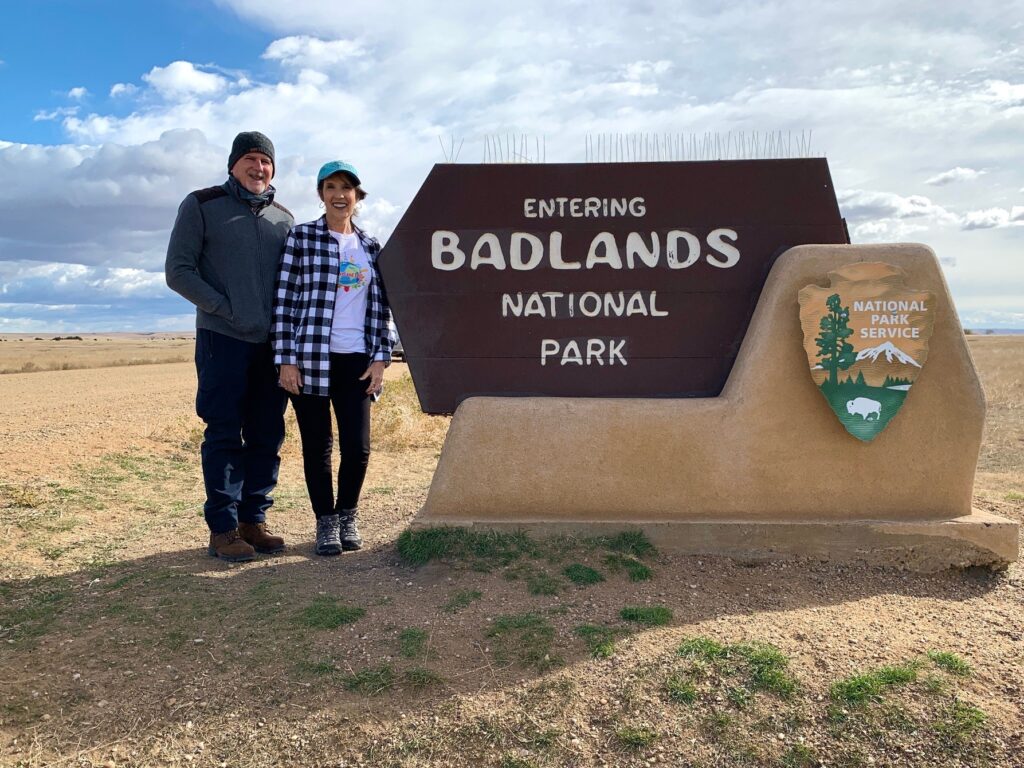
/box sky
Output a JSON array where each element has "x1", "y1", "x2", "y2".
[{"x1": 0, "y1": 0, "x2": 1022, "y2": 332}]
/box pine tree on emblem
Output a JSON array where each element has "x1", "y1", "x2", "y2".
[{"x1": 815, "y1": 293, "x2": 856, "y2": 387}]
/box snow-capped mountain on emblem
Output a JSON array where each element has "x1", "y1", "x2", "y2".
[
  {"x1": 855, "y1": 341, "x2": 921, "y2": 367},
  {"x1": 798, "y1": 262, "x2": 936, "y2": 442}
]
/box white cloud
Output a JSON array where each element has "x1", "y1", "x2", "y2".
[
  {"x1": 960, "y1": 207, "x2": 1024, "y2": 230},
  {"x1": 67, "y1": 86, "x2": 88, "y2": 100},
  {"x1": 841, "y1": 190, "x2": 1024, "y2": 236},
  {"x1": 142, "y1": 61, "x2": 228, "y2": 100},
  {"x1": 0, "y1": 262, "x2": 187, "y2": 332},
  {"x1": 110, "y1": 83, "x2": 138, "y2": 97},
  {"x1": 0, "y1": 130, "x2": 224, "y2": 270},
  {"x1": 981, "y1": 79, "x2": 1024, "y2": 107},
  {"x1": 262, "y1": 36, "x2": 365, "y2": 69},
  {"x1": 33, "y1": 106, "x2": 79, "y2": 122},
  {"x1": 623, "y1": 61, "x2": 673, "y2": 81},
  {"x1": 567, "y1": 81, "x2": 660, "y2": 100},
  {"x1": 839, "y1": 189, "x2": 960, "y2": 226},
  {"x1": 0, "y1": 263, "x2": 166, "y2": 300},
  {"x1": 924, "y1": 167, "x2": 985, "y2": 186}
]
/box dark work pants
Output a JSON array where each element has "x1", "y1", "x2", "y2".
[
  {"x1": 195, "y1": 329, "x2": 287, "y2": 534},
  {"x1": 289, "y1": 353, "x2": 372, "y2": 517}
]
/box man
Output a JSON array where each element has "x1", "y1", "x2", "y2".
[{"x1": 166, "y1": 131, "x2": 294, "y2": 562}]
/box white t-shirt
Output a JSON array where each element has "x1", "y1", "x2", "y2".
[{"x1": 328, "y1": 230, "x2": 370, "y2": 353}]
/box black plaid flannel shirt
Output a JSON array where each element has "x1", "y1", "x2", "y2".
[{"x1": 271, "y1": 215, "x2": 393, "y2": 396}]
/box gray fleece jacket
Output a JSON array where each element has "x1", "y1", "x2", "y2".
[{"x1": 165, "y1": 181, "x2": 294, "y2": 343}]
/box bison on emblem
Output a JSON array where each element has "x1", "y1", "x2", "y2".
[{"x1": 846, "y1": 397, "x2": 882, "y2": 421}]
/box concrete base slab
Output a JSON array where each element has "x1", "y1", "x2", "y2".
[{"x1": 410, "y1": 509, "x2": 1018, "y2": 572}]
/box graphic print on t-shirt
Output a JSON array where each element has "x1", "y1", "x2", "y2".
[
  {"x1": 329, "y1": 230, "x2": 372, "y2": 354},
  {"x1": 338, "y1": 250, "x2": 368, "y2": 292}
]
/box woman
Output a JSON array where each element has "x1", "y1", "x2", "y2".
[{"x1": 272, "y1": 160, "x2": 393, "y2": 556}]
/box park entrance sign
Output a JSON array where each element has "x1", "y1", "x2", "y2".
[
  {"x1": 386, "y1": 159, "x2": 1018, "y2": 571},
  {"x1": 379, "y1": 159, "x2": 849, "y2": 414}
]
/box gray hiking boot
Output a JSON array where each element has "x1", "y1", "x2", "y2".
[
  {"x1": 339, "y1": 508, "x2": 363, "y2": 551},
  {"x1": 315, "y1": 514, "x2": 342, "y2": 556}
]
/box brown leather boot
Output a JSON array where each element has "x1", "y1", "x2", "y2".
[
  {"x1": 208, "y1": 529, "x2": 256, "y2": 562},
  {"x1": 238, "y1": 521, "x2": 286, "y2": 554}
]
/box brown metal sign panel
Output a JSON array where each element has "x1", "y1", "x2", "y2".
[{"x1": 379, "y1": 159, "x2": 848, "y2": 414}]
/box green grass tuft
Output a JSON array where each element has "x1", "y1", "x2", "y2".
[
  {"x1": 601, "y1": 530, "x2": 656, "y2": 558},
  {"x1": 928, "y1": 650, "x2": 971, "y2": 677},
  {"x1": 726, "y1": 685, "x2": 752, "y2": 709},
  {"x1": 0, "y1": 582, "x2": 71, "y2": 645},
  {"x1": 830, "y1": 673, "x2": 885, "y2": 705},
  {"x1": 675, "y1": 636, "x2": 799, "y2": 701},
  {"x1": 735, "y1": 642, "x2": 798, "y2": 698},
  {"x1": 781, "y1": 744, "x2": 817, "y2": 768},
  {"x1": 575, "y1": 624, "x2": 617, "y2": 658},
  {"x1": 829, "y1": 662, "x2": 919, "y2": 706},
  {"x1": 677, "y1": 636, "x2": 729, "y2": 661},
  {"x1": 563, "y1": 563, "x2": 604, "y2": 586},
  {"x1": 932, "y1": 698, "x2": 987, "y2": 746},
  {"x1": 505, "y1": 563, "x2": 563, "y2": 595},
  {"x1": 396, "y1": 526, "x2": 537, "y2": 568},
  {"x1": 296, "y1": 596, "x2": 365, "y2": 629},
  {"x1": 702, "y1": 711, "x2": 732, "y2": 737},
  {"x1": 922, "y1": 674, "x2": 949, "y2": 695},
  {"x1": 294, "y1": 659, "x2": 338, "y2": 677},
  {"x1": 395, "y1": 526, "x2": 469, "y2": 566},
  {"x1": 603, "y1": 553, "x2": 653, "y2": 581},
  {"x1": 619, "y1": 605, "x2": 672, "y2": 626},
  {"x1": 487, "y1": 613, "x2": 560, "y2": 670},
  {"x1": 664, "y1": 673, "x2": 698, "y2": 704},
  {"x1": 526, "y1": 570, "x2": 561, "y2": 596},
  {"x1": 343, "y1": 664, "x2": 395, "y2": 696},
  {"x1": 752, "y1": 666, "x2": 797, "y2": 698},
  {"x1": 624, "y1": 561, "x2": 653, "y2": 581},
  {"x1": 875, "y1": 662, "x2": 920, "y2": 686},
  {"x1": 403, "y1": 666, "x2": 444, "y2": 690},
  {"x1": 398, "y1": 627, "x2": 429, "y2": 658},
  {"x1": 615, "y1": 724, "x2": 658, "y2": 749},
  {"x1": 442, "y1": 589, "x2": 482, "y2": 613}
]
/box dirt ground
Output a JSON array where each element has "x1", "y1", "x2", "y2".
[{"x1": 0, "y1": 337, "x2": 1021, "y2": 767}]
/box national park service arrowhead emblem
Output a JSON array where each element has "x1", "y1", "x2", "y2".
[{"x1": 798, "y1": 262, "x2": 936, "y2": 442}]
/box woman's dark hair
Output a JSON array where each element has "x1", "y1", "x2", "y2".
[{"x1": 318, "y1": 173, "x2": 368, "y2": 201}]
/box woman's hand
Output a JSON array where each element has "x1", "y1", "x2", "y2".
[
  {"x1": 360, "y1": 360, "x2": 386, "y2": 396},
  {"x1": 279, "y1": 364, "x2": 302, "y2": 395}
]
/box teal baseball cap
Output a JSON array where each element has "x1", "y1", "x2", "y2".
[{"x1": 317, "y1": 160, "x2": 361, "y2": 186}]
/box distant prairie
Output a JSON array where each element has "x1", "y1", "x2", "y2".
[{"x1": 0, "y1": 332, "x2": 194, "y2": 374}]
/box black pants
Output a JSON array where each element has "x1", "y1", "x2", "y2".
[
  {"x1": 194, "y1": 329, "x2": 287, "y2": 533},
  {"x1": 290, "y1": 353, "x2": 372, "y2": 517}
]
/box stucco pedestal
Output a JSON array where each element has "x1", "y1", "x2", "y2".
[{"x1": 414, "y1": 244, "x2": 1018, "y2": 570}]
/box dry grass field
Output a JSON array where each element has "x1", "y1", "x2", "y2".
[
  {"x1": 0, "y1": 336, "x2": 1021, "y2": 767},
  {"x1": 0, "y1": 334, "x2": 194, "y2": 375}
]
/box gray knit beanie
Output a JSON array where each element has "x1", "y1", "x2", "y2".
[{"x1": 228, "y1": 131, "x2": 276, "y2": 178}]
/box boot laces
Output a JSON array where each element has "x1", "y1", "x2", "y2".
[{"x1": 317, "y1": 515, "x2": 341, "y2": 540}]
